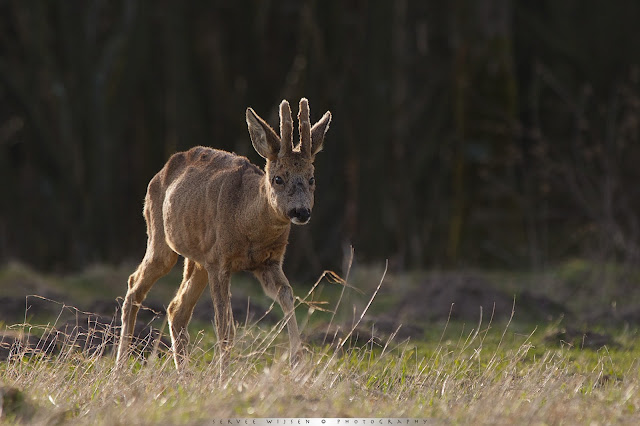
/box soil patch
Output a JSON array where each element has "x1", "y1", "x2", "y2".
[
  {"x1": 0, "y1": 291, "x2": 280, "y2": 361},
  {"x1": 586, "y1": 305, "x2": 640, "y2": 327},
  {"x1": 393, "y1": 272, "x2": 570, "y2": 324},
  {"x1": 543, "y1": 327, "x2": 619, "y2": 349}
]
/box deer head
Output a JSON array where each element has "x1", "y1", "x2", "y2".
[{"x1": 246, "y1": 98, "x2": 331, "y2": 225}]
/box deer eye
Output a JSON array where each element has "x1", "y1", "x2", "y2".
[
  {"x1": 273, "y1": 176, "x2": 284, "y2": 185},
  {"x1": 308, "y1": 177, "x2": 315, "y2": 185}
]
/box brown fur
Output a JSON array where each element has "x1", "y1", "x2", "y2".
[{"x1": 116, "y1": 98, "x2": 331, "y2": 369}]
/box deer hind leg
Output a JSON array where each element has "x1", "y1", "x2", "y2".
[
  {"x1": 116, "y1": 240, "x2": 177, "y2": 365},
  {"x1": 117, "y1": 184, "x2": 178, "y2": 365},
  {"x1": 207, "y1": 267, "x2": 235, "y2": 361},
  {"x1": 253, "y1": 266, "x2": 302, "y2": 363},
  {"x1": 167, "y1": 258, "x2": 208, "y2": 369},
  {"x1": 116, "y1": 245, "x2": 177, "y2": 365}
]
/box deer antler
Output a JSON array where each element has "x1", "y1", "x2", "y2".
[
  {"x1": 279, "y1": 100, "x2": 293, "y2": 156},
  {"x1": 298, "y1": 98, "x2": 311, "y2": 157}
]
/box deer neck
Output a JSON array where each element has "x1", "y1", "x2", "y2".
[{"x1": 241, "y1": 175, "x2": 290, "y2": 236}]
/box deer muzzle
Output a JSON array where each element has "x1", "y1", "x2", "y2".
[{"x1": 288, "y1": 207, "x2": 311, "y2": 225}]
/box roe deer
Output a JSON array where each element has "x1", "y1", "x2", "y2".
[{"x1": 116, "y1": 98, "x2": 331, "y2": 369}]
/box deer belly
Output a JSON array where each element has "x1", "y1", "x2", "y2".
[{"x1": 162, "y1": 181, "x2": 216, "y2": 263}]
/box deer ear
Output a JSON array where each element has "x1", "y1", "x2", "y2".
[
  {"x1": 310, "y1": 111, "x2": 331, "y2": 157},
  {"x1": 246, "y1": 108, "x2": 281, "y2": 160}
]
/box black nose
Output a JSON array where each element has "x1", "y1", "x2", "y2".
[{"x1": 288, "y1": 208, "x2": 311, "y2": 223}]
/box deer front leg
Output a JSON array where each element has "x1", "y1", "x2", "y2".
[
  {"x1": 253, "y1": 266, "x2": 302, "y2": 363},
  {"x1": 207, "y1": 267, "x2": 236, "y2": 362}
]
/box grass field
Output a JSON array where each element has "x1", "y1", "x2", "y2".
[{"x1": 1, "y1": 261, "x2": 639, "y2": 424}]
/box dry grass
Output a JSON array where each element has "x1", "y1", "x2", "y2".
[{"x1": 1, "y1": 266, "x2": 640, "y2": 424}]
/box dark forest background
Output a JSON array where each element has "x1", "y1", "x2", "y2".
[{"x1": 1, "y1": 1, "x2": 640, "y2": 279}]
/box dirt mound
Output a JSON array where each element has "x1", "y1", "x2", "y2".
[
  {"x1": 0, "y1": 296, "x2": 66, "y2": 323},
  {"x1": 0, "y1": 292, "x2": 279, "y2": 361},
  {"x1": 0, "y1": 330, "x2": 57, "y2": 361},
  {"x1": 543, "y1": 327, "x2": 619, "y2": 349},
  {"x1": 363, "y1": 315, "x2": 426, "y2": 340},
  {"x1": 1, "y1": 312, "x2": 170, "y2": 361},
  {"x1": 191, "y1": 294, "x2": 279, "y2": 325},
  {"x1": 0, "y1": 296, "x2": 171, "y2": 360},
  {"x1": 393, "y1": 272, "x2": 569, "y2": 323},
  {"x1": 1, "y1": 291, "x2": 277, "y2": 327},
  {"x1": 304, "y1": 323, "x2": 382, "y2": 348},
  {"x1": 56, "y1": 313, "x2": 171, "y2": 357},
  {"x1": 86, "y1": 294, "x2": 278, "y2": 327},
  {"x1": 586, "y1": 305, "x2": 640, "y2": 327},
  {"x1": 304, "y1": 314, "x2": 427, "y2": 348}
]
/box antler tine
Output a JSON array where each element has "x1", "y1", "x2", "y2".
[
  {"x1": 298, "y1": 98, "x2": 311, "y2": 157},
  {"x1": 279, "y1": 100, "x2": 293, "y2": 156}
]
